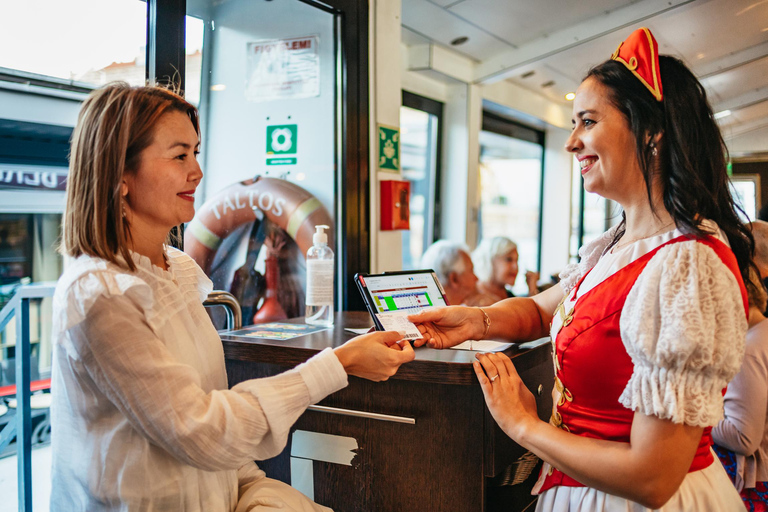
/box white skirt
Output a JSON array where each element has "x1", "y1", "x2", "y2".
[{"x1": 535, "y1": 455, "x2": 744, "y2": 512}]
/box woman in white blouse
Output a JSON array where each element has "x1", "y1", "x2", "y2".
[
  {"x1": 51, "y1": 83, "x2": 414, "y2": 511},
  {"x1": 410, "y1": 28, "x2": 755, "y2": 511}
]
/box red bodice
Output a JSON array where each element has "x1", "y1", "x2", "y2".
[{"x1": 538, "y1": 235, "x2": 748, "y2": 493}]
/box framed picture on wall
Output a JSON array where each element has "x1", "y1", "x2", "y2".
[{"x1": 730, "y1": 174, "x2": 761, "y2": 222}]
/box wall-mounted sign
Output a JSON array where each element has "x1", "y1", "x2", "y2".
[
  {"x1": 377, "y1": 125, "x2": 400, "y2": 172},
  {"x1": 246, "y1": 36, "x2": 320, "y2": 103},
  {"x1": 0, "y1": 167, "x2": 67, "y2": 191},
  {"x1": 266, "y1": 124, "x2": 298, "y2": 166}
]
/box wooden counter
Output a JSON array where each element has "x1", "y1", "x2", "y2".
[{"x1": 223, "y1": 312, "x2": 554, "y2": 512}]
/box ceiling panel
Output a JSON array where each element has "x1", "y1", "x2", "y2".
[
  {"x1": 430, "y1": 0, "x2": 466, "y2": 7},
  {"x1": 402, "y1": 0, "x2": 513, "y2": 61},
  {"x1": 731, "y1": 100, "x2": 768, "y2": 125},
  {"x1": 650, "y1": 0, "x2": 768, "y2": 68},
  {"x1": 446, "y1": 0, "x2": 636, "y2": 47},
  {"x1": 505, "y1": 63, "x2": 582, "y2": 105},
  {"x1": 702, "y1": 58, "x2": 768, "y2": 105},
  {"x1": 402, "y1": 26, "x2": 431, "y2": 47},
  {"x1": 500, "y1": 0, "x2": 768, "y2": 99},
  {"x1": 402, "y1": 0, "x2": 768, "y2": 144}
]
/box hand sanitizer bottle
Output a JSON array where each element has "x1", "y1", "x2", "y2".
[{"x1": 305, "y1": 225, "x2": 334, "y2": 326}]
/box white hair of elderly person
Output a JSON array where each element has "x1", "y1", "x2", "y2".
[{"x1": 420, "y1": 240, "x2": 478, "y2": 306}]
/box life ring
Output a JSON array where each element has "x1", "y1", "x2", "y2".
[{"x1": 184, "y1": 176, "x2": 334, "y2": 275}]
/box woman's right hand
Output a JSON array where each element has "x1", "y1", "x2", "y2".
[
  {"x1": 407, "y1": 306, "x2": 482, "y2": 349},
  {"x1": 334, "y1": 331, "x2": 415, "y2": 382}
]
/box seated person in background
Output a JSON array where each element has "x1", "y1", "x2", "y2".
[
  {"x1": 712, "y1": 221, "x2": 768, "y2": 509},
  {"x1": 420, "y1": 240, "x2": 478, "y2": 306},
  {"x1": 469, "y1": 237, "x2": 539, "y2": 306}
]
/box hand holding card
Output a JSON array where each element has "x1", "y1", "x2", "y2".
[{"x1": 375, "y1": 310, "x2": 423, "y2": 340}]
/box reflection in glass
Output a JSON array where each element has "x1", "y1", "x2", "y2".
[
  {"x1": 184, "y1": 0, "x2": 338, "y2": 326},
  {"x1": 400, "y1": 106, "x2": 438, "y2": 269},
  {"x1": 478, "y1": 130, "x2": 542, "y2": 296}
]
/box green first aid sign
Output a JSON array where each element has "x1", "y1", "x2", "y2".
[{"x1": 267, "y1": 124, "x2": 297, "y2": 165}]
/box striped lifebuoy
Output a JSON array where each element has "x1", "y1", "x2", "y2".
[{"x1": 184, "y1": 176, "x2": 334, "y2": 275}]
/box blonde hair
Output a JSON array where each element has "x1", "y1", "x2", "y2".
[
  {"x1": 471, "y1": 237, "x2": 517, "y2": 282},
  {"x1": 62, "y1": 82, "x2": 199, "y2": 271}
]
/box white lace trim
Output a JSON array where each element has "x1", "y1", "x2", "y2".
[
  {"x1": 54, "y1": 248, "x2": 213, "y2": 335},
  {"x1": 558, "y1": 225, "x2": 619, "y2": 295},
  {"x1": 618, "y1": 241, "x2": 747, "y2": 426}
]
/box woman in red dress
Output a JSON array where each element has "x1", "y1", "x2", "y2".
[{"x1": 411, "y1": 27, "x2": 755, "y2": 511}]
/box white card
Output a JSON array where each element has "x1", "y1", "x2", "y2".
[{"x1": 375, "y1": 310, "x2": 422, "y2": 340}]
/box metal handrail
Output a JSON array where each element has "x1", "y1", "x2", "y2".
[
  {"x1": 0, "y1": 282, "x2": 56, "y2": 512},
  {"x1": 203, "y1": 291, "x2": 242, "y2": 331}
]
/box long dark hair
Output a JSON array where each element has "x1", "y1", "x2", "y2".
[{"x1": 585, "y1": 56, "x2": 756, "y2": 297}]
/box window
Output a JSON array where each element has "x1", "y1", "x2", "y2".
[
  {"x1": 478, "y1": 112, "x2": 544, "y2": 296},
  {"x1": 569, "y1": 158, "x2": 618, "y2": 261},
  {"x1": 0, "y1": 0, "x2": 147, "y2": 88},
  {"x1": 730, "y1": 174, "x2": 760, "y2": 222},
  {"x1": 400, "y1": 92, "x2": 443, "y2": 269}
]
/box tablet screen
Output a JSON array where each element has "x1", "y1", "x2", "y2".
[{"x1": 360, "y1": 271, "x2": 448, "y2": 314}]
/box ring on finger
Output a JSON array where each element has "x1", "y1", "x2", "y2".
[{"x1": 490, "y1": 374, "x2": 499, "y2": 383}]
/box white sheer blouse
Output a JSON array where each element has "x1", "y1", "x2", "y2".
[{"x1": 50, "y1": 248, "x2": 347, "y2": 511}]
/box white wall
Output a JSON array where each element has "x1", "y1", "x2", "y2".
[
  {"x1": 439, "y1": 83, "x2": 482, "y2": 247},
  {"x1": 369, "y1": 0, "x2": 404, "y2": 273}
]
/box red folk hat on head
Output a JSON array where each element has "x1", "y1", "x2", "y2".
[{"x1": 611, "y1": 27, "x2": 663, "y2": 101}]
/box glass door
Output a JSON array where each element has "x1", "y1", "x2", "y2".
[
  {"x1": 184, "y1": 0, "x2": 346, "y2": 325},
  {"x1": 477, "y1": 113, "x2": 544, "y2": 296},
  {"x1": 400, "y1": 91, "x2": 443, "y2": 269}
]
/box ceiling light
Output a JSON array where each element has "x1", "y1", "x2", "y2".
[
  {"x1": 714, "y1": 110, "x2": 732, "y2": 120},
  {"x1": 541, "y1": 80, "x2": 555, "y2": 88},
  {"x1": 565, "y1": 92, "x2": 576, "y2": 101},
  {"x1": 696, "y1": 53, "x2": 706, "y2": 59},
  {"x1": 210, "y1": 84, "x2": 226, "y2": 91},
  {"x1": 450, "y1": 36, "x2": 469, "y2": 46},
  {"x1": 521, "y1": 71, "x2": 535, "y2": 79}
]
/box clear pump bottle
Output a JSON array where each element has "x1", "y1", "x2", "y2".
[{"x1": 305, "y1": 225, "x2": 334, "y2": 326}]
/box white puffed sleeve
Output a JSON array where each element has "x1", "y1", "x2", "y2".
[{"x1": 618, "y1": 240, "x2": 747, "y2": 426}]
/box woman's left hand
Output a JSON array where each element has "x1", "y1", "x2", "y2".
[{"x1": 473, "y1": 352, "x2": 539, "y2": 441}]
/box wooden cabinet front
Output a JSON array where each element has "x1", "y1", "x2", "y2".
[{"x1": 223, "y1": 314, "x2": 553, "y2": 511}]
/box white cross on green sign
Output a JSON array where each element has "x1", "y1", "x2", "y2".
[{"x1": 267, "y1": 124, "x2": 298, "y2": 166}]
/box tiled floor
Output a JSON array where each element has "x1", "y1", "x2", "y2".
[{"x1": 0, "y1": 444, "x2": 52, "y2": 512}]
